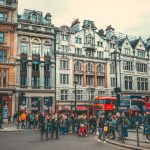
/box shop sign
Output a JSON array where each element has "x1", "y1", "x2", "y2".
[{"x1": 3, "y1": 105, "x2": 8, "y2": 119}]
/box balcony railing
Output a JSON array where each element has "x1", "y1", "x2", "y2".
[
  {"x1": 32, "y1": 71, "x2": 40, "y2": 76},
  {"x1": 44, "y1": 71, "x2": 50, "y2": 77},
  {"x1": 0, "y1": 1, "x2": 17, "y2": 10},
  {"x1": 84, "y1": 43, "x2": 96, "y2": 50},
  {"x1": 32, "y1": 86, "x2": 40, "y2": 89},
  {"x1": 97, "y1": 72, "x2": 105, "y2": 76},
  {"x1": 86, "y1": 71, "x2": 94, "y2": 75},
  {"x1": 74, "y1": 70, "x2": 83, "y2": 75}
]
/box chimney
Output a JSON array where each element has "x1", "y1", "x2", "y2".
[
  {"x1": 70, "y1": 18, "x2": 80, "y2": 32},
  {"x1": 45, "y1": 13, "x2": 52, "y2": 23},
  {"x1": 98, "y1": 29, "x2": 104, "y2": 36},
  {"x1": 105, "y1": 25, "x2": 115, "y2": 38}
]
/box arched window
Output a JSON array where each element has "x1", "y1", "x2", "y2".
[
  {"x1": 97, "y1": 64, "x2": 104, "y2": 72},
  {"x1": 20, "y1": 43, "x2": 28, "y2": 54},
  {"x1": 86, "y1": 63, "x2": 93, "y2": 72},
  {"x1": 74, "y1": 61, "x2": 82, "y2": 71}
]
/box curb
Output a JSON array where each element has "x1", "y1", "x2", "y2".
[{"x1": 105, "y1": 139, "x2": 149, "y2": 150}]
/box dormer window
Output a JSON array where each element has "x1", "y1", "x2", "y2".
[
  {"x1": 137, "y1": 50, "x2": 145, "y2": 58},
  {"x1": 32, "y1": 14, "x2": 38, "y2": 22},
  {"x1": 62, "y1": 34, "x2": 68, "y2": 41},
  {"x1": 124, "y1": 48, "x2": 130, "y2": 55}
]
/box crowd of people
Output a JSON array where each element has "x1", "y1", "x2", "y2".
[{"x1": 10, "y1": 110, "x2": 150, "y2": 143}]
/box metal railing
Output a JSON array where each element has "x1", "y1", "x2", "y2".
[{"x1": 108, "y1": 123, "x2": 150, "y2": 147}]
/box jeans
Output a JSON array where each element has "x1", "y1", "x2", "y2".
[
  {"x1": 41, "y1": 129, "x2": 48, "y2": 139},
  {"x1": 51, "y1": 127, "x2": 59, "y2": 139},
  {"x1": 98, "y1": 127, "x2": 105, "y2": 140},
  {"x1": 117, "y1": 124, "x2": 123, "y2": 140},
  {"x1": 21, "y1": 120, "x2": 25, "y2": 128}
]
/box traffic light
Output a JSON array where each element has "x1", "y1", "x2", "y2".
[
  {"x1": 49, "y1": 96, "x2": 53, "y2": 107},
  {"x1": 44, "y1": 98, "x2": 49, "y2": 106},
  {"x1": 117, "y1": 93, "x2": 120, "y2": 106}
]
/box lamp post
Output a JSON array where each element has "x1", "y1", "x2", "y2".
[
  {"x1": 73, "y1": 81, "x2": 77, "y2": 115},
  {"x1": 113, "y1": 51, "x2": 120, "y2": 112}
]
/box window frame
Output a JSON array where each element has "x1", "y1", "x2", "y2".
[
  {"x1": 61, "y1": 90, "x2": 68, "y2": 101},
  {"x1": 0, "y1": 32, "x2": 4, "y2": 43},
  {"x1": 32, "y1": 76, "x2": 40, "y2": 86},
  {"x1": 32, "y1": 60, "x2": 39, "y2": 71}
]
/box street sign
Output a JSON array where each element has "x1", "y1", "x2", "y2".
[{"x1": 118, "y1": 106, "x2": 128, "y2": 111}]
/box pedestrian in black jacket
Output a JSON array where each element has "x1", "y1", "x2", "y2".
[
  {"x1": 143, "y1": 111, "x2": 150, "y2": 143},
  {"x1": 51, "y1": 114, "x2": 59, "y2": 139},
  {"x1": 40, "y1": 114, "x2": 49, "y2": 140}
]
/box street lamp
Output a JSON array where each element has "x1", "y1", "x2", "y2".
[
  {"x1": 112, "y1": 51, "x2": 121, "y2": 112},
  {"x1": 73, "y1": 81, "x2": 77, "y2": 115}
]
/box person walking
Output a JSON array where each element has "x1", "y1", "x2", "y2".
[
  {"x1": 116, "y1": 112, "x2": 123, "y2": 140},
  {"x1": 143, "y1": 111, "x2": 150, "y2": 143},
  {"x1": 20, "y1": 112, "x2": 26, "y2": 129},
  {"x1": 0, "y1": 114, "x2": 3, "y2": 129},
  {"x1": 51, "y1": 113, "x2": 59, "y2": 139},
  {"x1": 98, "y1": 113, "x2": 107, "y2": 143},
  {"x1": 12, "y1": 111, "x2": 18, "y2": 125},
  {"x1": 28, "y1": 112, "x2": 35, "y2": 129},
  {"x1": 41, "y1": 114, "x2": 49, "y2": 140}
]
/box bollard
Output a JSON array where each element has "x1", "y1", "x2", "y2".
[{"x1": 136, "y1": 122, "x2": 139, "y2": 146}]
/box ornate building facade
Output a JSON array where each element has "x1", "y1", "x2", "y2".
[
  {"x1": 55, "y1": 19, "x2": 150, "y2": 113},
  {"x1": 55, "y1": 20, "x2": 108, "y2": 113},
  {"x1": 1, "y1": 3, "x2": 150, "y2": 115},
  {"x1": 16, "y1": 9, "x2": 55, "y2": 113},
  {"x1": 0, "y1": 0, "x2": 18, "y2": 116}
]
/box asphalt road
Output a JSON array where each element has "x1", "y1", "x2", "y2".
[{"x1": 0, "y1": 130, "x2": 125, "y2": 150}]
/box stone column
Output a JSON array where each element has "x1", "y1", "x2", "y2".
[
  {"x1": 50, "y1": 61, "x2": 55, "y2": 88},
  {"x1": 28, "y1": 61, "x2": 32, "y2": 88},
  {"x1": 83, "y1": 63, "x2": 86, "y2": 87},
  {"x1": 94, "y1": 63, "x2": 97, "y2": 87},
  {"x1": 29, "y1": 37, "x2": 32, "y2": 55},
  {"x1": 105, "y1": 61, "x2": 109, "y2": 95},
  {"x1": 27, "y1": 97, "x2": 31, "y2": 112},
  {"x1": 16, "y1": 61, "x2": 20, "y2": 87},
  {"x1": 40, "y1": 62, "x2": 44, "y2": 88},
  {"x1": 41, "y1": 39, "x2": 44, "y2": 57}
]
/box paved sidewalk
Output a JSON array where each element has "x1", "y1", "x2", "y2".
[
  {"x1": 0, "y1": 124, "x2": 23, "y2": 132},
  {"x1": 106, "y1": 129, "x2": 150, "y2": 150}
]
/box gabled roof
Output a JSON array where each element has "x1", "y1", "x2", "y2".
[
  {"x1": 118, "y1": 38, "x2": 126, "y2": 47},
  {"x1": 130, "y1": 38, "x2": 139, "y2": 49}
]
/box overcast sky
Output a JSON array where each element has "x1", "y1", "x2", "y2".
[{"x1": 18, "y1": 0, "x2": 150, "y2": 40}]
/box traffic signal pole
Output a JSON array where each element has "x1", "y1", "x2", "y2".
[
  {"x1": 17, "y1": 92, "x2": 20, "y2": 129},
  {"x1": 17, "y1": 91, "x2": 25, "y2": 129}
]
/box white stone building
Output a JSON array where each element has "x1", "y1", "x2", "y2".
[{"x1": 55, "y1": 19, "x2": 150, "y2": 113}]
